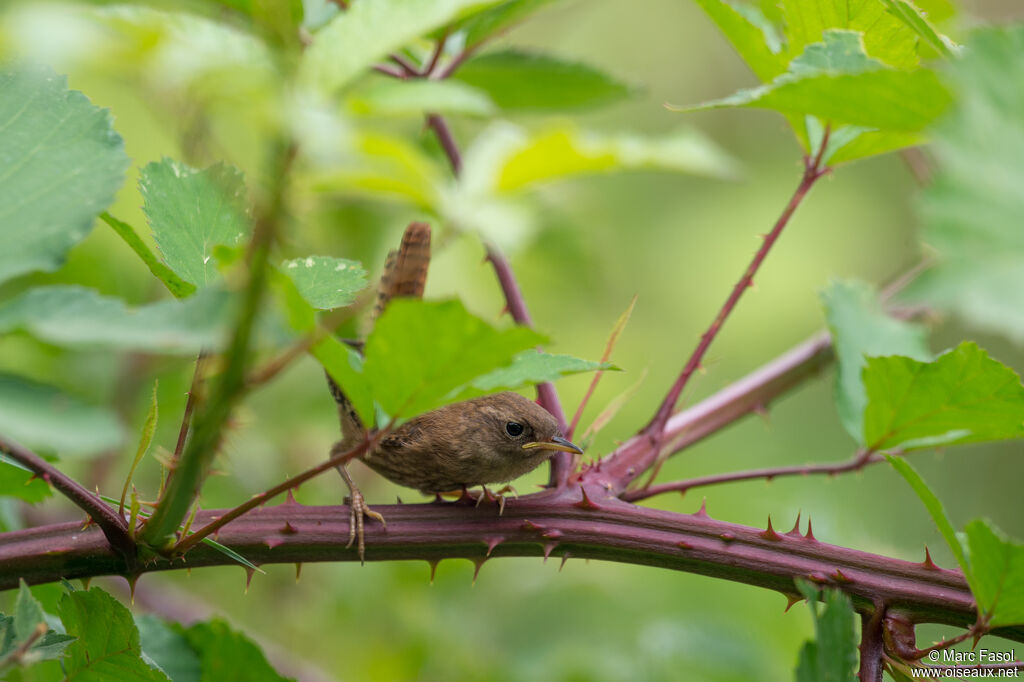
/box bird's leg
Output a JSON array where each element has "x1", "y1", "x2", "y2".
[
  {"x1": 493, "y1": 484, "x2": 518, "y2": 516},
  {"x1": 335, "y1": 460, "x2": 385, "y2": 563}
]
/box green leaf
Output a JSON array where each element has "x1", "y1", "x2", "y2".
[
  {"x1": 863, "y1": 343, "x2": 1024, "y2": 451},
  {"x1": 0, "y1": 64, "x2": 129, "y2": 286},
  {"x1": 821, "y1": 279, "x2": 930, "y2": 443},
  {"x1": 59, "y1": 588, "x2": 168, "y2": 681},
  {"x1": 14, "y1": 581, "x2": 46, "y2": 645},
  {"x1": 901, "y1": 27, "x2": 1024, "y2": 343},
  {"x1": 120, "y1": 382, "x2": 159, "y2": 513},
  {"x1": 963, "y1": 519, "x2": 1024, "y2": 627},
  {"x1": 460, "y1": 350, "x2": 612, "y2": 395},
  {"x1": 99, "y1": 213, "x2": 196, "y2": 299},
  {"x1": 677, "y1": 31, "x2": 951, "y2": 133},
  {"x1": 348, "y1": 78, "x2": 496, "y2": 117},
  {"x1": 877, "y1": 0, "x2": 957, "y2": 59},
  {"x1": 0, "y1": 459, "x2": 52, "y2": 503},
  {"x1": 692, "y1": 0, "x2": 786, "y2": 81},
  {"x1": 452, "y1": 50, "x2": 631, "y2": 111},
  {"x1": 279, "y1": 256, "x2": 367, "y2": 310},
  {"x1": 362, "y1": 299, "x2": 545, "y2": 418},
  {"x1": 299, "y1": 0, "x2": 503, "y2": 94},
  {"x1": 886, "y1": 455, "x2": 966, "y2": 572},
  {"x1": 453, "y1": 0, "x2": 555, "y2": 49},
  {"x1": 179, "y1": 619, "x2": 290, "y2": 682},
  {"x1": 136, "y1": 615, "x2": 201, "y2": 682},
  {"x1": 782, "y1": 0, "x2": 919, "y2": 69},
  {"x1": 0, "y1": 374, "x2": 124, "y2": 459},
  {"x1": 463, "y1": 123, "x2": 739, "y2": 196},
  {"x1": 140, "y1": 159, "x2": 250, "y2": 288},
  {"x1": 311, "y1": 336, "x2": 374, "y2": 425},
  {"x1": 793, "y1": 582, "x2": 858, "y2": 682},
  {"x1": 0, "y1": 286, "x2": 232, "y2": 353}
]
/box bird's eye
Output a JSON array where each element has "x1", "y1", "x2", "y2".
[{"x1": 505, "y1": 421, "x2": 525, "y2": 437}]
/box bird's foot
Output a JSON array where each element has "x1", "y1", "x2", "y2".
[
  {"x1": 474, "y1": 484, "x2": 518, "y2": 515},
  {"x1": 345, "y1": 488, "x2": 386, "y2": 563}
]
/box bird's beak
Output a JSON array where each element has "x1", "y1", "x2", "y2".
[{"x1": 522, "y1": 436, "x2": 584, "y2": 455}]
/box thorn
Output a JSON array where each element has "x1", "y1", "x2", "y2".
[
  {"x1": 484, "y1": 537, "x2": 504, "y2": 557},
  {"x1": 284, "y1": 489, "x2": 299, "y2": 505},
  {"x1": 521, "y1": 520, "x2": 544, "y2": 532},
  {"x1": 832, "y1": 569, "x2": 853, "y2": 584},
  {"x1": 922, "y1": 546, "x2": 940, "y2": 571},
  {"x1": 280, "y1": 522, "x2": 298, "y2": 535},
  {"x1": 543, "y1": 542, "x2": 559, "y2": 562},
  {"x1": 694, "y1": 498, "x2": 708, "y2": 518},
  {"x1": 676, "y1": 540, "x2": 692, "y2": 550},
  {"x1": 719, "y1": 533, "x2": 736, "y2": 543},
  {"x1": 295, "y1": 563, "x2": 303, "y2": 582},
  {"x1": 126, "y1": 574, "x2": 139, "y2": 604},
  {"x1": 807, "y1": 572, "x2": 828, "y2": 584},
  {"x1": 471, "y1": 557, "x2": 486, "y2": 584},
  {"x1": 427, "y1": 559, "x2": 439, "y2": 584},
  {"x1": 396, "y1": 496, "x2": 403, "y2": 504},
  {"x1": 760, "y1": 516, "x2": 783, "y2": 541},
  {"x1": 265, "y1": 537, "x2": 285, "y2": 549},
  {"x1": 245, "y1": 567, "x2": 256, "y2": 592},
  {"x1": 573, "y1": 486, "x2": 601, "y2": 511},
  {"x1": 784, "y1": 594, "x2": 804, "y2": 612},
  {"x1": 542, "y1": 529, "x2": 563, "y2": 540},
  {"x1": 80, "y1": 577, "x2": 92, "y2": 590},
  {"x1": 559, "y1": 553, "x2": 571, "y2": 572},
  {"x1": 753, "y1": 404, "x2": 769, "y2": 421},
  {"x1": 499, "y1": 304, "x2": 510, "y2": 317},
  {"x1": 786, "y1": 511, "x2": 803, "y2": 538},
  {"x1": 457, "y1": 486, "x2": 476, "y2": 505},
  {"x1": 805, "y1": 518, "x2": 817, "y2": 542}
]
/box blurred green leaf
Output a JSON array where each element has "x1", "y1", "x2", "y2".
[
  {"x1": 451, "y1": 0, "x2": 555, "y2": 49},
  {"x1": 279, "y1": 256, "x2": 368, "y2": 310},
  {"x1": 821, "y1": 279, "x2": 930, "y2": 443},
  {"x1": 886, "y1": 455, "x2": 967, "y2": 572},
  {"x1": 300, "y1": 0, "x2": 503, "y2": 93},
  {"x1": 14, "y1": 581, "x2": 45, "y2": 645},
  {"x1": 348, "y1": 79, "x2": 496, "y2": 117},
  {"x1": 793, "y1": 582, "x2": 857, "y2": 682},
  {"x1": 99, "y1": 213, "x2": 196, "y2": 299},
  {"x1": 59, "y1": 588, "x2": 168, "y2": 681},
  {"x1": 363, "y1": 299, "x2": 545, "y2": 418},
  {"x1": 963, "y1": 519, "x2": 1024, "y2": 627},
  {"x1": 864, "y1": 343, "x2": 1024, "y2": 451},
  {"x1": 179, "y1": 619, "x2": 290, "y2": 682},
  {"x1": 902, "y1": 27, "x2": 1024, "y2": 343},
  {"x1": 0, "y1": 64, "x2": 128, "y2": 286},
  {"x1": 0, "y1": 582, "x2": 75, "y2": 669},
  {"x1": 0, "y1": 374, "x2": 124, "y2": 459},
  {"x1": 0, "y1": 459, "x2": 52, "y2": 504},
  {"x1": 0, "y1": 286, "x2": 231, "y2": 353},
  {"x1": 140, "y1": 159, "x2": 250, "y2": 288},
  {"x1": 692, "y1": 0, "x2": 787, "y2": 81},
  {"x1": 677, "y1": 31, "x2": 950, "y2": 133},
  {"x1": 120, "y1": 382, "x2": 159, "y2": 513},
  {"x1": 460, "y1": 351, "x2": 612, "y2": 396},
  {"x1": 452, "y1": 50, "x2": 631, "y2": 111},
  {"x1": 312, "y1": 336, "x2": 374, "y2": 425},
  {"x1": 136, "y1": 615, "x2": 201, "y2": 682},
  {"x1": 878, "y1": 0, "x2": 957, "y2": 58},
  {"x1": 782, "y1": 0, "x2": 918, "y2": 69}
]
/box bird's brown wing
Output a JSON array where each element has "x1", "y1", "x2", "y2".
[{"x1": 329, "y1": 221, "x2": 432, "y2": 442}]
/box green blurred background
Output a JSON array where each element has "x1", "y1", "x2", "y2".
[{"x1": 2, "y1": 1, "x2": 1023, "y2": 679}]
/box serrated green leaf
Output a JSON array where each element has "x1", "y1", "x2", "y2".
[
  {"x1": 0, "y1": 459, "x2": 52, "y2": 503},
  {"x1": 864, "y1": 343, "x2": 1024, "y2": 451},
  {"x1": 136, "y1": 615, "x2": 201, "y2": 682},
  {"x1": 59, "y1": 588, "x2": 169, "y2": 681},
  {"x1": 0, "y1": 286, "x2": 232, "y2": 353},
  {"x1": 963, "y1": 519, "x2": 1024, "y2": 628},
  {"x1": 693, "y1": 0, "x2": 786, "y2": 81},
  {"x1": 300, "y1": 0, "x2": 503, "y2": 93},
  {"x1": 311, "y1": 336, "x2": 373, "y2": 425},
  {"x1": 279, "y1": 256, "x2": 367, "y2": 310},
  {"x1": 0, "y1": 64, "x2": 129, "y2": 286},
  {"x1": 0, "y1": 615, "x2": 14, "y2": 659},
  {"x1": 878, "y1": 0, "x2": 957, "y2": 58},
  {"x1": 887, "y1": 456, "x2": 966, "y2": 572},
  {"x1": 677, "y1": 31, "x2": 950, "y2": 133},
  {"x1": 0, "y1": 374, "x2": 124, "y2": 459},
  {"x1": 793, "y1": 582, "x2": 858, "y2": 682},
  {"x1": 460, "y1": 351, "x2": 612, "y2": 396},
  {"x1": 179, "y1": 619, "x2": 290, "y2": 682},
  {"x1": 140, "y1": 159, "x2": 250, "y2": 288},
  {"x1": 348, "y1": 79, "x2": 496, "y2": 117},
  {"x1": 362, "y1": 299, "x2": 545, "y2": 418},
  {"x1": 901, "y1": 27, "x2": 1024, "y2": 343},
  {"x1": 14, "y1": 581, "x2": 45, "y2": 645},
  {"x1": 99, "y1": 213, "x2": 196, "y2": 299},
  {"x1": 782, "y1": 0, "x2": 919, "y2": 69},
  {"x1": 821, "y1": 279, "x2": 930, "y2": 443},
  {"x1": 452, "y1": 50, "x2": 631, "y2": 111}
]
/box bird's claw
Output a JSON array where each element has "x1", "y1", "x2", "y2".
[
  {"x1": 473, "y1": 484, "x2": 518, "y2": 515},
  {"x1": 345, "y1": 488, "x2": 386, "y2": 563}
]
